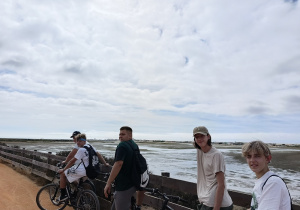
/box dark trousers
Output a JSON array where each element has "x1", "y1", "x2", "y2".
[{"x1": 197, "y1": 203, "x2": 233, "y2": 210}]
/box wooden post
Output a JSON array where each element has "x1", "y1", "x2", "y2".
[
  {"x1": 21, "y1": 148, "x2": 25, "y2": 165},
  {"x1": 47, "y1": 152, "x2": 52, "y2": 164},
  {"x1": 161, "y1": 172, "x2": 170, "y2": 177},
  {"x1": 33, "y1": 150, "x2": 37, "y2": 170}
]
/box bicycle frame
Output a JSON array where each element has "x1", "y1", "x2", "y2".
[
  {"x1": 36, "y1": 162, "x2": 99, "y2": 210},
  {"x1": 143, "y1": 187, "x2": 187, "y2": 210}
]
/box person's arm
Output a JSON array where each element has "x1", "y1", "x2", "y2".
[
  {"x1": 63, "y1": 148, "x2": 78, "y2": 164},
  {"x1": 214, "y1": 171, "x2": 225, "y2": 210},
  {"x1": 58, "y1": 157, "x2": 77, "y2": 173},
  {"x1": 96, "y1": 151, "x2": 109, "y2": 166},
  {"x1": 104, "y1": 160, "x2": 123, "y2": 198}
]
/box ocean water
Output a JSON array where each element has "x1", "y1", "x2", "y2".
[{"x1": 4, "y1": 140, "x2": 300, "y2": 205}]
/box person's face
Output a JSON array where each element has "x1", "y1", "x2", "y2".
[
  {"x1": 246, "y1": 150, "x2": 271, "y2": 178},
  {"x1": 76, "y1": 139, "x2": 86, "y2": 147},
  {"x1": 194, "y1": 133, "x2": 210, "y2": 148},
  {"x1": 72, "y1": 137, "x2": 76, "y2": 143},
  {"x1": 119, "y1": 130, "x2": 131, "y2": 141}
]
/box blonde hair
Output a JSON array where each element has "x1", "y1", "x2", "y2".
[
  {"x1": 75, "y1": 133, "x2": 87, "y2": 141},
  {"x1": 242, "y1": 140, "x2": 271, "y2": 157}
]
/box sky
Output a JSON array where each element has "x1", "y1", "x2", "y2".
[{"x1": 0, "y1": 0, "x2": 300, "y2": 144}]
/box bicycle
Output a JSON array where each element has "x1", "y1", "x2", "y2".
[
  {"x1": 36, "y1": 162, "x2": 100, "y2": 210},
  {"x1": 99, "y1": 172, "x2": 187, "y2": 210},
  {"x1": 135, "y1": 187, "x2": 188, "y2": 210}
]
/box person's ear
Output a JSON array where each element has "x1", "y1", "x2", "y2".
[{"x1": 266, "y1": 155, "x2": 272, "y2": 163}]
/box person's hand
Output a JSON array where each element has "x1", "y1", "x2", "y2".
[
  {"x1": 104, "y1": 184, "x2": 111, "y2": 198},
  {"x1": 105, "y1": 163, "x2": 110, "y2": 167},
  {"x1": 58, "y1": 169, "x2": 64, "y2": 174}
]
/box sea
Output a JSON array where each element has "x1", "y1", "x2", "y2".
[{"x1": 3, "y1": 140, "x2": 300, "y2": 205}]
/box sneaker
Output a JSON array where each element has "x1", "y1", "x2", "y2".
[{"x1": 56, "y1": 194, "x2": 68, "y2": 203}]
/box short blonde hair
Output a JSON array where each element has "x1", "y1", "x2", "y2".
[
  {"x1": 242, "y1": 140, "x2": 271, "y2": 157},
  {"x1": 75, "y1": 133, "x2": 87, "y2": 141}
]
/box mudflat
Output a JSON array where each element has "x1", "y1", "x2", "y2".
[{"x1": 228, "y1": 147, "x2": 300, "y2": 173}]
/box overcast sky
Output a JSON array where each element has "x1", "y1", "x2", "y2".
[{"x1": 1, "y1": 0, "x2": 299, "y2": 143}]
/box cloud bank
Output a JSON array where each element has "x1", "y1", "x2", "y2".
[{"x1": 0, "y1": 0, "x2": 299, "y2": 143}]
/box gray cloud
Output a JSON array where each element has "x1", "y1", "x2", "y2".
[
  {"x1": 0, "y1": 0, "x2": 299, "y2": 142},
  {"x1": 285, "y1": 95, "x2": 300, "y2": 112},
  {"x1": 2, "y1": 59, "x2": 24, "y2": 67}
]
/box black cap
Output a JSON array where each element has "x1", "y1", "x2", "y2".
[{"x1": 70, "y1": 131, "x2": 81, "y2": 138}]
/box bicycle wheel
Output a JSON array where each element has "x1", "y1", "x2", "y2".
[
  {"x1": 76, "y1": 190, "x2": 100, "y2": 210},
  {"x1": 36, "y1": 183, "x2": 68, "y2": 210},
  {"x1": 80, "y1": 179, "x2": 96, "y2": 193}
]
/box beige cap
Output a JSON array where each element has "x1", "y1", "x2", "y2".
[{"x1": 193, "y1": 126, "x2": 209, "y2": 136}]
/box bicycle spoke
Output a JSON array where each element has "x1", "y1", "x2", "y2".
[
  {"x1": 76, "y1": 190, "x2": 100, "y2": 210},
  {"x1": 36, "y1": 183, "x2": 68, "y2": 210}
]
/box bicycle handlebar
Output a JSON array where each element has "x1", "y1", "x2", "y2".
[
  {"x1": 167, "y1": 195, "x2": 188, "y2": 203},
  {"x1": 56, "y1": 162, "x2": 66, "y2": 168}
]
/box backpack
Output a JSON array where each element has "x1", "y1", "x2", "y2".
[
  {"x1": 81, "y1": 145, "x2": 101, "y2": 179},
  {"x1": 262, "y1": 174, "x2": 294, "y2": 210},
  {"x1": 126, "y1": 141, "x2": 149, "y2": 189}
]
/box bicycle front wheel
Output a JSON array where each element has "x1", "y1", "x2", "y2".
[
  {"x1": 76, "y1": 190, "x2": 100, "y2": 210},
  {"x1": 36, "y1": 183, "x2": 68, "y2": 210}
]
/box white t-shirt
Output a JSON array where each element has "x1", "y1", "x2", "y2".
[
  {"x1": 251, "y1": 171, "x2": 291, "y2": 210},
  {"x1": 196, "y1": 147, "x2": 232, "y2": 207},
  {"x1": 64, "y1": 144, "x2": 91, "y2": 183},
  {"x1": 73, "y1": 141, "x2": 89, "y2": 165},
  {"x1": 74, "y1": 145, "x2": 90, "y2": 168}
]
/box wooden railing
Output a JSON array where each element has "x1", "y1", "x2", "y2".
[{"x1": 0, "y1": 145, "x2": 299, "y2": 210}]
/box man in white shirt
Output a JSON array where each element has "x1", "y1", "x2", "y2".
[{"x1": 57, "y1": 133, "x2": 108, "y2": 202}]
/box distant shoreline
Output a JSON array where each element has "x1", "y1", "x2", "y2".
[{"x1": 1, "y1": 137, "x2": 299, "y2": 148}]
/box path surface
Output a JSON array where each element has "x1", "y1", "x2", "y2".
[
  {"x1": 0, "y1": 162, "x2": 151, "y2": 210},
  {"x1": 0, "y1": 162, "x2": 73, "y2": 210},
  {"x1": 0, "y1": 162, "x2": 42, "y2": 209}
]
